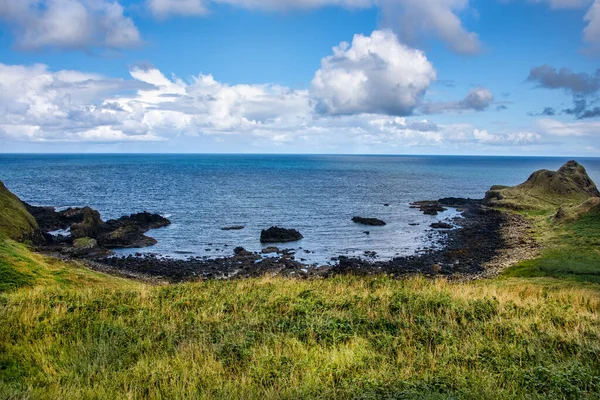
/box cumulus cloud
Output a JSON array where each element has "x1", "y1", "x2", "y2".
[
  {"x1": 0, "y1": 0, "x2": 141, "y2": 51},
  {"x1": 0, "y1": 61, "x2": 542, "y2": 151},
  {"x1": 377, "y1": 0, "x2": 481, "y2": 54},
  {"x1": 421, "y1": 87, "x2": 494, "y2": 114},
  {"x1": 311, "y1": 30, "x2": 436, "y2": 116}
]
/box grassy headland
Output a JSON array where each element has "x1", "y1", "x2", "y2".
[{"x1": 1, "y1": 161, "x2": 600, "y2": 399}]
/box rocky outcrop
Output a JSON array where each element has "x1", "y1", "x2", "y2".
[
  {"x1": 352, "y1": 217, "x2": 386, "y2": 226},
  {"x1": 92, "y1": 212, "x2": 170, "y2": 249},
  {"x1": 104, "y1": 212, "x2": 171, "y2": 233},
  {"x1": 485, "y1": 160, "x2": 600, "y2": 210},
  {"x1": 70, "y1": 207, "x2": 106, "y2": 239},
  {"x1": 410, "y1": 201, "x2": 447, "y2": 215},
  {"x1": 260, "y1": 227, "x2": 303, "y2": 243},
  {"x1": 21, "y1": 196, "x2": 171, "y2": 250}
]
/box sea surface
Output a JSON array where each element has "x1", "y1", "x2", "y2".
[{"x1": 1, "y1": 154, "x2": 599, "y2": 265}]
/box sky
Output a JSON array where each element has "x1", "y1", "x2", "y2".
[{"x1": 1, "y1": 0, "x2": 600, "y2": 155}]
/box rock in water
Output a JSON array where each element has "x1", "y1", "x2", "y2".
[
  {"x1": 70, "y1": 207, "x2": 106, "y2": 239},
  {"x1": 105, "y1": 211, "x2": 171, "y2": 232},
  {"x1": 431, "y1": 222, "x2": 453, "y2": 229},
  {"x1": 98, "y1": 212, "x2": 171, "y2": 249},
  {"x1": 352, "y1": 217, "x2": 386, "y2": 226},
  {"x1": 260, "y1": 227, "x2": 303, "y2": 243},
  {"x1": 485, "y1": 160, "x2": 600, "y2": 210},
  {"x1": 222, "y1": 226, "x2": 245, "y2": 231}
]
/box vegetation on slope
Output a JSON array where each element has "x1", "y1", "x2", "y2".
[
  {"x1": 1, "y1": 268, "x2": 599, "y2": 399},
  {"x1": 485, "y1": 160, "x2": 600, "y2": 210},
  {"x1": 505, "y1": 198, "x2": 600, "y2": 283},
  {"x1": 0, "y1": 181, "x2": 40, "y2": 242}
]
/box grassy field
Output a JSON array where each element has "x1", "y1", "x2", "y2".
[
  {"x1": 504, "y1": 204, "x2": 600, "y2": 284},
  {"x1": 1, "y1": 232, "x2": 600, "y2": 399}
]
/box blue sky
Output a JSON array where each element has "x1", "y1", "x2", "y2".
[{"x1": 1, "y1": 0, "x2": 600, "y2": 155}]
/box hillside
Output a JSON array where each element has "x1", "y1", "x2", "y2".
[
  {"x1": 485, "y1": 160, "x2": 600, "y2": 210},
  {"x1": 0, "y1": 181, "x2": 41, "y2": 242}
]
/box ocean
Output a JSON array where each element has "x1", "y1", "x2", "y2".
[{"x1": 1, "y1": 154, "x2": 599, "y2": 265}]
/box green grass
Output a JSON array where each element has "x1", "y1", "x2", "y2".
[
  {"x1": 1, "y1": 191, "x2": 600, "y2": 398},
  {"x1": 0, "y1": 181, "x2": 39, "y2": 241},
  {"x1": 1, "y1": 273, "x2": 599, "y2": 399},
  {"x1": 504, "y1": 204, "x2": 600, "y2": 284}
]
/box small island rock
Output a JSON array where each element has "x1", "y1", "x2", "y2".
[
  {"x1": 352, "y1": 217, "x2": 386, "y2": 226},
  {"x1": 260, "y1": 227, "x2": 303, "y2": 243}
]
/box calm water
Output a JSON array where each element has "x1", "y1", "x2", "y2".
[{"x1": 1, "y1": 154, "x2": 599, "y2": 264}]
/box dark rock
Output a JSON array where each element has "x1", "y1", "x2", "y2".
[
  {"x1": 262, "y1": 247, "x2": 280, "y2": 254},
  {"x1": 410, "y1": 201, "x2": 447, "y2": 216},
  {"x1": 222, "y1": 226, "x2": 245, "y2": 231},
  {"x1": 70, "y1": 207, "x2": 106, "y2": 239},
  {"x1": 260, "y1": 227, "x2": 303, "y2": 243},
  {"x1": 431, "y1": 222, "x2": 453, "y2": 229},
  {"x1": 97, "y1": 211, "x2": 171, "y2": 249},
  {"x1": 363, "y1": 231, "x2": 370, "y2": 235},
  {"x1": 233, "y1": 247, "x2": 252, "y2": 256},
  {"x1": 105, "y1": 211, "x2": 171, "y2": 232},
  {"x1": 352, "y1": 217, "x2": 386, "y2": 226},
  {"x1": 553, "y1": 206, "x2": 566, "y2": 221}
]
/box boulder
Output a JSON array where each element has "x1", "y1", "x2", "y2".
[
  {"x1": 410, "y1": 201, "x2": 447, "y2": 216},
  {"x1": 260, "y1": 227, "x2": 303, "y2": 243},
  {"x1": 105, "y1": 211, "x2": 171, "y2": 232},
  {"x1": 431, "y1": 222, "x2": 452, "y2": 229},
  {"x1": 73, "y1": 237, "x2": 98, "y2": 250},
  {"x1": 261, "y1": 246, "x2": 280, "y2": 254},
  {"x1": 352, "y1": 217, "x2": 386, "y2": 226},
  {"x1": 70, "y1": 207, "x2": 105, "y2": 239},
  {"x1": 233, "y1": 247, "x2": 253, "y2": 256}
]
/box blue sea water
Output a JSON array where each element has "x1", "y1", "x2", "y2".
[{"x1": 1, "y1": 154, "x2": 599, "y2": 265}]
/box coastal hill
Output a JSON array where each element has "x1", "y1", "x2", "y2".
[
  {"x1": 485, "y1": 160, "x2": 600, "y2": 210},
  {"x1": 0, "y1": 181, "x2": 41, "y2": 242}
]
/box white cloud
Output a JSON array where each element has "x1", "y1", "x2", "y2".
[
  {"x1": 584, "y1": 0, "x2": 600, "y2": 52},
  {"x1": 473, "y1": 129, "x2": 541, "y2": 145},
  {"x1": 148, "y1": 0, "x2": 208, "y2": 18},
  {"x1": 536, "y1": 117, "x2": 600, "y2": 136},
  {"x1": 311, "y1": 30, "x2": 436, "y2": 116},
  {"x1": 0, "y1": 61, "x2": 543, "y2": 151},
  {"x1": 378, "y1": 0, "x2": 481, "y2": 54},
  {"x1": 0, "y1": 0, "x2": 141, "y2": 51}
]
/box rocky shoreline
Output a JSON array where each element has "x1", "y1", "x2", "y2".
[{"x1": 37, "y1": 198, "x2": 538, "y2": 283}]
